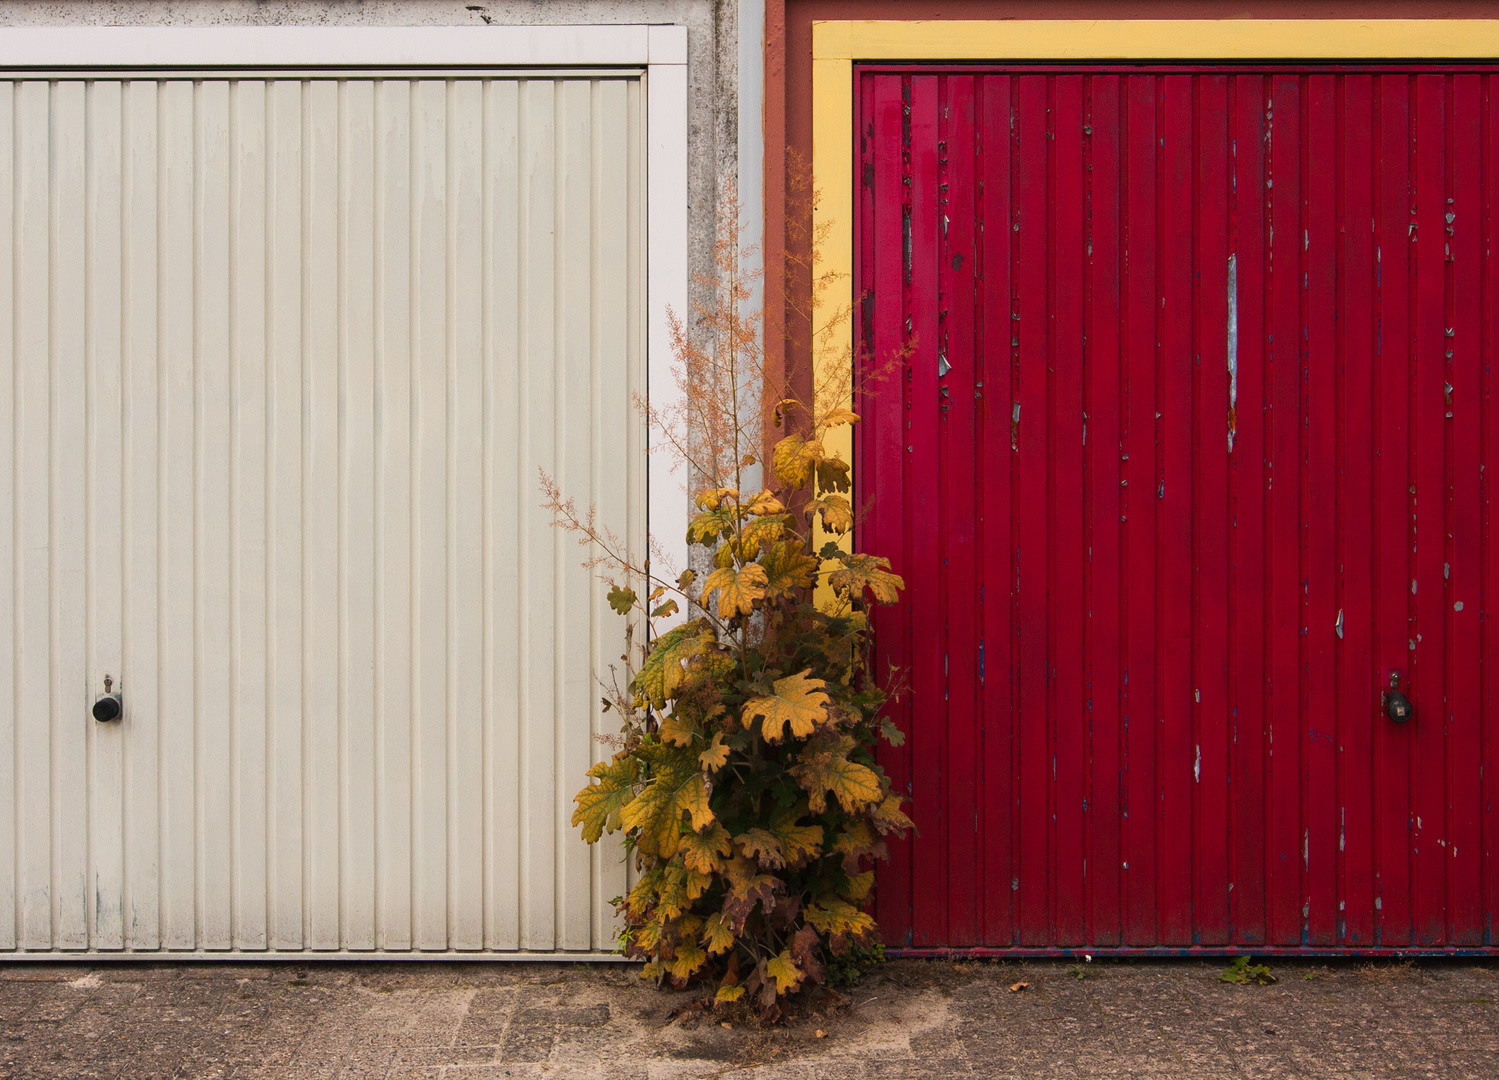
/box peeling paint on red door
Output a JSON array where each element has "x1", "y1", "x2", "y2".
[{"x1": 857, "y1": 68, "x2": 1497, "y2": 952}]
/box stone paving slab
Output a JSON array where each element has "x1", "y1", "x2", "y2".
[{"x1": 0, "y1": 957, "x2": 1494, "y2": 1078}]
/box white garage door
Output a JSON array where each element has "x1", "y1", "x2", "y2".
[{"x1": 0, "y1": 70, "x2": 646, "y2": 954}]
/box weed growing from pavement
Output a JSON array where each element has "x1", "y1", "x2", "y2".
[{"x1": 1219, "y1": 956, "x2": 1277, "y2": 985}]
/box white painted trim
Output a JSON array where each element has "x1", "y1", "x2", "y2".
[
  {"x1": 0, "y1": 950, "x2": 636, "y2": 962},
  {"x1": 646, "y1": 42, "x2": 690, "y2": 619},
  {"x1": 0, "y1": 20, "x2": 692, "y2": 650},
  {"x1": 737, "y1": 0, "x2": 767, "y2": 497},
  {"x1": 0, "y1": 25, "x2": 661, "y2": 68}
]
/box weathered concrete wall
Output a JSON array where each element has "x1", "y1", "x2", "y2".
[{"x1": 0, "y1": 0, "x2": 746, "y2": 329}]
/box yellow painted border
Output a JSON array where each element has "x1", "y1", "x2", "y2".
[{"x1": 811, "y1": 18, "x2": 1499, "y2": 544}]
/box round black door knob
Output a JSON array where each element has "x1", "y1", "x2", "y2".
[
  {"x1": 1386, "y1": 690, "x2": 1412, "y2": 723},
  {"x1": 92, "y1": 694, "x2": 122, "y2": 722}
]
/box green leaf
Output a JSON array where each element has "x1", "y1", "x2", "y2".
[
  {"x1": 571, "y1": 753, "x2": 638, "y2": 843},
  {"x1": 879, "y1": 717, "x2": 907, "y2": 747},
  {"x1": 651, "y1": 599, "x2": 680, "y2": 619},
  {"x1": 741, "y1": 669, "x2": 831, "y2": 743},
  {"x1": 633, "y1": 623, "x2": 714, "y2": 709},
  {"x1": 702, "y1": 563, "x2": 769, "y2": 619},
  {"x1": 607, "y1": 584, "x2": 637, "y2": 616},
  {"x1": 791, "y1": 734, "x2": 883, "y2": 814},
  {"x1": 619, "y1": 742, "x2": 715, "y2": 859}
]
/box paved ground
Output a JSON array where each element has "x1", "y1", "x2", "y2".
[{"x1": 0, "y1": 956, "x2": 1495, "y2": 1078}]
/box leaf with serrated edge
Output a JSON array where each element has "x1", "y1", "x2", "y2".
[
  {"x1": 741, "y1": 669, "x2": 830, "y2": 743},
  {"x1": 619, "y1": 743, "x2": 714, "y2": 858},
  {"x1": 698, "y1": 731, "x2": 730, "y2": 772},
  {"x1": 807, "y1": 495, "x2": 853, "y2": 533},
  {"x1": 815, "y1": 457, "x2": 852, "y2": 493},
  {"x1": 702, "y1": 912, "x2": 736, "y2": 956},
  {"x1": 695, "y1": 487, "x2": 738, "y2": 511},
  {"x1": 688, "y1": 508, "x2": 734, "y2": 544},
  {"x1": 828, "y1": 551, "x2": 904, "y2": 605},
  {"x1": 721, "y1": 858, "x2": 780, "y2": 933},
  {"x1": 791, "y1": 734, "x2": 883, "y2": 813},
  {"x1": 766, "y1": 950, "x2": 803, "y2": 994},
  {"x1": 831, "y1": 819, "x2": 884, "y2": 872},
  {"x1": 714, "y1": 984, "x2": 745, "y2": 1004},
  {"x1": 656, "y1": 710, "x2": 698, "y2": 748},
  {"x1": 805, "y1": 898, "x2": 877, "y2": 955},
  {"x1": 840, "y1": 871, "x2": 875, "y2": 903},
  {"x1": 760, "y1": 540, "x2": 819, "y2": 600},
  {"x1": 702, "y1": 563, "x2": 769, "y2": 619},
  {"x1": 736, "y1": 805, "x2": 823, "y2": 870},
  {"x1": 571, "y1": 753, "x2": 637, "y2": 843},
  {"x1": 872, "y1": 792, "x2": 915, "y2": 835},
  {"x1": 666, "y1": 940, "x2": 707, "y2": 982},
  {"x1": 742, "y1": 490, "x2": 785, "y2": 515},
  {"x1": 633, "y1": 624, "x2": 714, "y2": 709},
  {"x1": 734, "y1": 515, "x2": 785, "y2": 559},
  {"x1": 772, "y1": 435, "x2": 823, "y2": 489},
  {"x1": 679, "y1": 823, "x2": 732, "y2": 875}
]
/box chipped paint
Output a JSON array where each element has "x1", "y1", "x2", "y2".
[{"x1": 1226, "y1": 252, "x2": 1238, "y2": 452}]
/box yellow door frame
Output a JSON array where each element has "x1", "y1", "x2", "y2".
[{"x1": 810, "y1": 18, "x2": 1499, "y2": 545}]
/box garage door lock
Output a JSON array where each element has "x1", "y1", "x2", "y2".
[
  {"x1": 1383, "y1": 673, "x2": 1412, "y2": 725},
  {"x1": 93, "y1": 674, "x2": 122, "y2": 723}
]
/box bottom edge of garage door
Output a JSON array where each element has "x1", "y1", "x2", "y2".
[
  {"x1": 888, "y1": 946, "x2": 1499, "y2": 959},
  {"x1": 0, "y1": 950, "x2": 637, "y2": 963}
]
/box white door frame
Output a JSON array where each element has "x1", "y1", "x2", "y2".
[{"x1": 0, "y1": 23, "x2": 687, "y2": 960}]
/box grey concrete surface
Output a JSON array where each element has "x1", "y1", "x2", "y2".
[{"x1": 1, "y1": 957, "x2": 1495, "y2": 1078}]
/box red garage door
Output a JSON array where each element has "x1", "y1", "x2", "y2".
[{"x1": 857, "y1": 69, "x2": 1498, "y2": 952}]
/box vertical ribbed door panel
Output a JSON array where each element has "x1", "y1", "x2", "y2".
[
  {"x1": 0, "y1": 74, "x2": 644, "y2": 954},
  {"x1": 859, "y1": 69, "x2": 1496, "y2": 952}
]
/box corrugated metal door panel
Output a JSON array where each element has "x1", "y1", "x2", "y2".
[
  {"x1": 0, "y1": 74, "x2": 644, "y2": 953},
  {"x1": 858, "y1": 69, "x2": 1498, "y2": 952}
]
